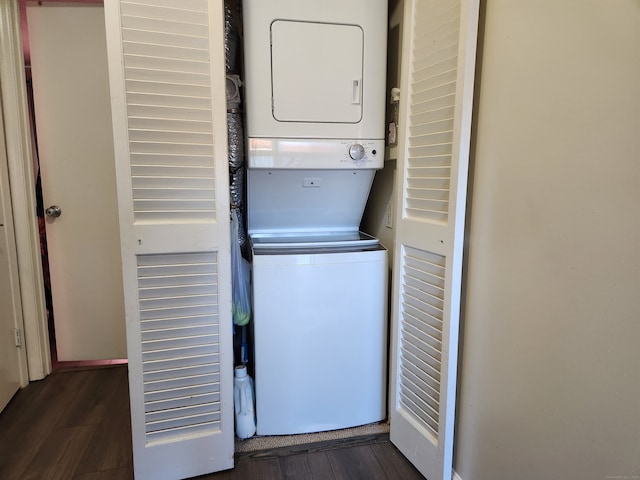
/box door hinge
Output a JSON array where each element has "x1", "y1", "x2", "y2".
[{"x1": 15, "y1": 328, "x2": 22, "y2": 348}]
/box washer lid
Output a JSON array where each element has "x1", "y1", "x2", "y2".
[{"x1": 251, "y1": 231, "x2": 379, "y2": 249}]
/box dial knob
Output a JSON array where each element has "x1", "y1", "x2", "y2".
[{"x1": 349, "y1": 143, "x2": 366, "y2": 160}]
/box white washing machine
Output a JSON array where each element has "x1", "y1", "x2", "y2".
[
  {"x1": 243, "y1": 0, "x2": 388, "y2": 435},
  {"x1": 247, "y1": 154, "x2": 389, "y2": 435},
  {"x1": 252, "y1": 233, "x2": 387, "y2": 435}
]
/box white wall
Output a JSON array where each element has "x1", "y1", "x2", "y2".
[{"x1": 454, "y1": 1, "x2": 640, "y2": 479}]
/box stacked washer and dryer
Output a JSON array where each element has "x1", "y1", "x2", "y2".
[{"x1": 243, "y1": 0, "x2": 388, "y2": 435}]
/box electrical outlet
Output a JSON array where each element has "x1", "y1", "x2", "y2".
[{"x1": 386, "y1": 201, "x2": 393, "y2": 228}]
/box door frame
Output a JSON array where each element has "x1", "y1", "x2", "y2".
[
  {"x1": 0, "y1": 67, "x2": 29, "y2": 394},
  {"x1": 0, "y1": 0, "x2": 51, "y2": 382}
]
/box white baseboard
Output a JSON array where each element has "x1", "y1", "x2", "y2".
[{"x1": 453, "y1": 470, "x2": 463, "y2": 480}]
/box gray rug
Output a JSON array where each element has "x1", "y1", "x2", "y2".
[{"x1": 235, "y1": 421, "x2": 390, "y2": 453}]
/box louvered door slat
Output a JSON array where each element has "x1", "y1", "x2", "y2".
[
  {"x1": 409, "y1": 142, "x2": 452, "y2": 157},
  {"x1": 124, "y1": 40, "x2": 210, "y2": 61},
  {"x1": 142, "y1": 333, "x2": 219, "y2": 351},
  {"x1": 127, "y1": 104, "x2": 212, "y2": 121},
  {"x1": 122, "y1": 29, "x2": 210, "y2": 50},
  {"x1": 414, "y1": 42, "x2": 458, "y2": 70},
  {"x1": 413, "y1": 69, "x2": 457, "y2": 96},
  {"x1": 142, "y1": 324, "x2": 217, "y2": 340},
  {"x1": 133, "y1": 188, "x2": 213, "y2": 200},
  {"x1": 406, "y1": 197, "x2": 448, "y2": 214},
  {"x1": 406, "y1": 188, "x2": 448, "y2": 202},
  {"x1": 400, "y1": 384, "x2": 439, "y2": 436},
  {"x1": 140, "y1": 295, "x2": 218, "y2": 309},
  {"x1": 132, "y1": 175, "x2": 212, "y2": 188},
  {"x1": 121, "y1": 2, "x2": 207, "y2": 23},
  {"x1": 143, "y1": 353, "x2": 219, "y2": 373},
  {"x1": 128, "y1": 0, "x2": 207, "y2": 11},
  {"x1": 134, "y1": 199, "x2": 215, "y2": 213},
  {"x1": 131, "y1": 163, "x2": 213, "y2": 175},
  {"x1": 125, "y1": 54, "x2": 211, "y2": 74},
  {"x1": 408, "y1": 130, "x2": 453, "y2": 146},
  {"x1": 126, "y1": 80, "x2": 212, "y2": 98},
  {"x1": 129, "y1": 117, "x2": 211, "y2": 133},
  {"x1": 138, "y1": 261, "x2": 216, "y2": 274},
  {"x1": 402, "y1": 366, "x2": 440, "y2": 412},
  {"x1": 146, "y1": 402, "x2": 220, "y2": 423},
  {"x1": 414, "y1": 55, "x2": 458, "y2": 80},
  {"x1": 145, "y1": 372, "x2": 219, "y2": 391},
  {"x1": 404, "y1": 277, "x2": 445, "y2": 307},
  {"x1": 141, "y1": 318, "x2": 216, "y2": 333},
  {"x1": 414, "y1": 80, "x2": 457, "y2": 103},
  {"x1": 410, "y1": 117, "x2": 454, "y2": 136},
  {"x1": 130, "y1": 142, "x2": 212, "y2": 155},
  {"x1": 146, "y1": 421, "x2": 219, "y2": 443},
  {"x1": 121, "y1": 16, "x2": 209, "y2": 37},
  {"x1": 401, "y1": 370, "x2": 440, "y2": 419},
  {"x1": 125, "y1": 66, "x2": 210, "y2": 85},
  {"x1": 127, "y1": 93, "x2": 211, "y2": 110},
  {"x1": 140, "y1": 304, "x2": 220, "y2": 321},
  {"x1": 401, "y1": 344, "x2": 442, "y2": 384},
  {"x1": 403, "y1": 315, "x2": 442, "y2": 348},
  {"x1": 144, "y1": 362, "x2": 219, "y2": 382},
  {"x1": 138, "y1": 272, "x2": 215, "y2": 287}
]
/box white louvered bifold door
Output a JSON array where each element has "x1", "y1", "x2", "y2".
[
  {"x1": 104, "y1": 1, "x2": 233, "y2": 478},
  {"x1": 389, "y1": 1, "x2": 479, "y2": 479}
]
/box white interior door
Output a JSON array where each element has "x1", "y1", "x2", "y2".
[
  {"x1": 104, "y1": 0, "x2": 234, "y2": 478},
  {"x1": 389, "y1": 0, "x2": 479, "y2": 479},
  {"x1": 0, "y1": 107, "x2": 28, "y2": 412},
  {"x1": 27, "y1": 5, "x2": 126, "y2": 361}
]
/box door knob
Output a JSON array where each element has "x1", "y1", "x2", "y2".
[{"x1": 45, "y1": 205, "x2": 62, "y2": 218}]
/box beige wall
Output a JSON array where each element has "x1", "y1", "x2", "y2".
[
  {"x1": 362, "y1": 0, "x2": 403, "y2": 262},
  {"x1": 454, "y1": 1, "x2": 640, "y2": 479}
]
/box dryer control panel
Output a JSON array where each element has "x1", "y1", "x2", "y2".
[
  {"x1": 342, "y1": 141, "x2": 381, "y2": 165},
  {"x1": 247, "y1": 138, "x2": 385, "y2": 169}
]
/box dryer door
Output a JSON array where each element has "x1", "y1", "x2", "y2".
[{"x1": 271, "y1": 20, "x2": 363, "y2": 124}]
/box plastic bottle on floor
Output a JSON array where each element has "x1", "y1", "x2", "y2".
[{"x1": 234, "y1": 365, "x2": 256, "y2": 439}]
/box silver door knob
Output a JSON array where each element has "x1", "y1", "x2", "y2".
[{"x1": 45, "y1": 205, "x2": 62, "y2": 218}]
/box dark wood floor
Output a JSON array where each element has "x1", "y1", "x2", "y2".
[{"x1": 0, "y1": 365, "x2": 424, "y2": 479}]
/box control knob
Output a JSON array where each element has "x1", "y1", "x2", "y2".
[{"x1": 349, "y1": 143, "x2": 366, "y2": 161}]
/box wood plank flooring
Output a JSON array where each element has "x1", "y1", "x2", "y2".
[{"x1": 0, "y1": 366, "x2": 424, "y2": 479}]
